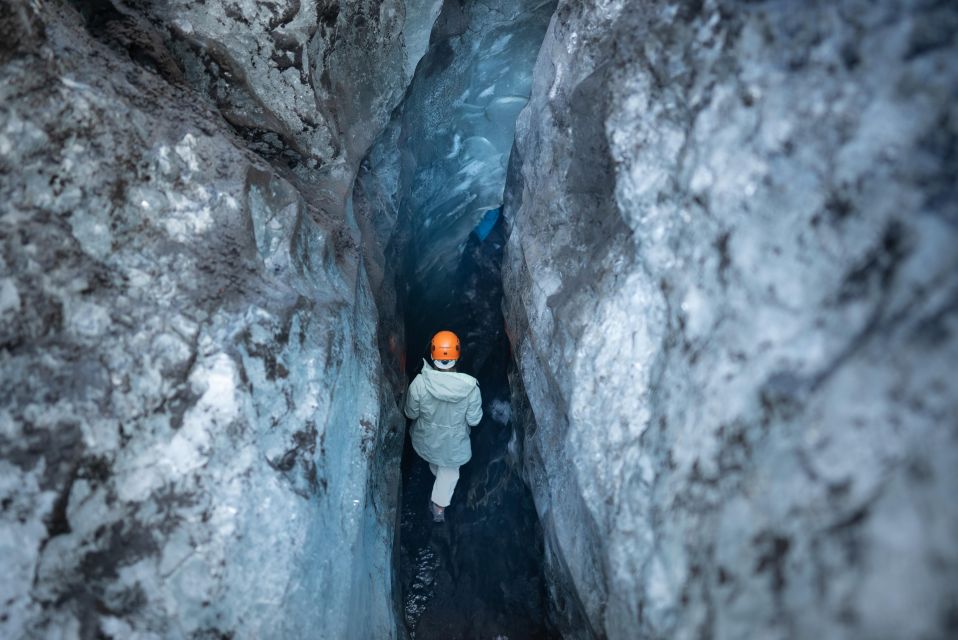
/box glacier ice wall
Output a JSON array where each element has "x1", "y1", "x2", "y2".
[
  {"x1": 355, "y1": 0, "x2": 557, "y2": 307},
  {"x1": 350, "y1": 1, "x2": 558, "y2": 635},
  {"x1": 352, "y1": 0, "x2": 557, "y2": 406},
  {"x1": 503, "y1": 1, "x2": 958, "y2": 638},
  {"x1": 6, "y1": 0, "x2": 957, "y2": 638},
  {"x1": 101, "y1": 0, "x2": 443, "y2": 212},
  {"x1": 0, "y1": 1, "x2": 440, "y2": 637}
]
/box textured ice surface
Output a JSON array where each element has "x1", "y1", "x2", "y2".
[
  {"x1": 356, "y1": 0, "x2": 557, "y2": 306},
  {"x1": 0, "y1": 1, "x2": 437, "y2": 637},
  {"x1": 87, "y1": 0, "x2": 443, "y2": 216},
  {"x1": 503, "y1": 1, "x2": 958, "y2": 638}
]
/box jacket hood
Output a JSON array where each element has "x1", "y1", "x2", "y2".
[{"x1": 420, "y1": 358, "x2": 478, "y2": 401}]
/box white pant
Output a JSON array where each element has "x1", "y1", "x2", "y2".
[{"x1": 428, "y1": 464, "x2": 460, "y2": 508}]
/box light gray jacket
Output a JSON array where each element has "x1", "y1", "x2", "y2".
[{"x1": 404, "y1": 359, "x2": 483, "y2": 467}]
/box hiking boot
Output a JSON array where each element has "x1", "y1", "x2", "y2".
[{"x1": 429, "y1": 500, "x2": 445, "y2": 523}]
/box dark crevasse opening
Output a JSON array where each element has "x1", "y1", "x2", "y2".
[
  {"x1": 399, "y1": 214, "x2": 555, "y2": 639},
  {"x1": 351, "y1": 0, "x2": 559, "y2": 637}
]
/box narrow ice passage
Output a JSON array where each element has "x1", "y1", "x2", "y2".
[
  {"x1": 398, "y1": 215, "x2": 553, "y2": 638},
  {"x1": 4, "y1": 1, "x2": 957, "y2": 639},
  {"x1": 352, "y1": 0, "x2": 559, "y2": 636}
]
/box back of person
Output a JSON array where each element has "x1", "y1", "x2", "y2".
[
  {"x1": 404, "y1": 331, "x2": 482, "y2": 522},
  {"x1": 406, "y1": 360, "x2": 482, "y2": 467}
]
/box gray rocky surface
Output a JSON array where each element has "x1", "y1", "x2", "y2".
[
  {"x1": 0, "y1": 1, "x2": 437, "y2": 637},
  {"x1": 503, "y1": 1, "x2": 958, "y2": 638}
]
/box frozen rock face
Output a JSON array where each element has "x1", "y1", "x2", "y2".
[
  {"x1": 0, "y1": 1, "x2": 431, "y2": 637},
  {"x1": 504, "y1": 1, "x2": 958, "y2": 638}
]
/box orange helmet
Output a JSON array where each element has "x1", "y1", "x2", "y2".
[{"x1": 430, "y1": 330, "x2": 461, "y2": 361}]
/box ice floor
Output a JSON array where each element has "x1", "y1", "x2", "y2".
[{"x1": 397, "y1": 217, "x2": 556, "y2": 640}]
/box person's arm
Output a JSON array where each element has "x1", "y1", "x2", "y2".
[
  {"x1": 465, "y1": 383, "x2": 482, "y2": 427},
  {"x1": 404, "y1": 377, "x2": 422, "y2": 420}
]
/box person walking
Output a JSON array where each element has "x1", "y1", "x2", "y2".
[{"x1": 404, "y1": 330, "x2": 483, "y2": 522}]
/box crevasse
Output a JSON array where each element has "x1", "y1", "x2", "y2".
[{"x1": 1, "y1": 1, "x2": 957, "y2": 640}]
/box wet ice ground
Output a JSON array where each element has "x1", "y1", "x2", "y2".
[{"x1": 398, "y1": 217, "x2": 556, "y2": 639}]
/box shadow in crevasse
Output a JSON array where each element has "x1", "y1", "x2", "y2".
[{"x1": 398, "y1": 212, "x2": 557, "y2": 640}]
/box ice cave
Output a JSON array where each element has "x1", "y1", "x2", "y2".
[{"x1": 1, "y1": 1, "x2": 957, "y2": 639}]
